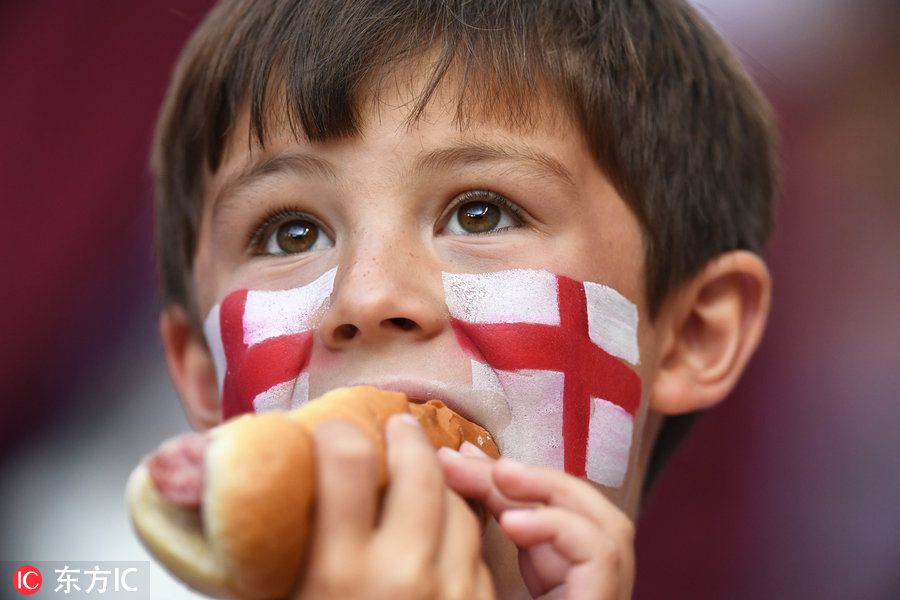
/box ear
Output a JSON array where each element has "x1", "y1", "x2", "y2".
[
  {"x1": 159, "y1": 305, "x2": 221, "y2": 431},
  {"x1": 651, "y1": 250, "x2": 771, "y2": 415}
]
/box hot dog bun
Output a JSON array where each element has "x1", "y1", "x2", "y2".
[{"x1": 126, "y1": 386, "x2": 498, "y2": 599}]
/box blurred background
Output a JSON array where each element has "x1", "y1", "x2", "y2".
[{"x1": 0, "y1": 1, "x2": 897, "y2": 598}]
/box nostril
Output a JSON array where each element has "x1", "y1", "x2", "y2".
[
  {"x1": 387, "y1": 317, "x2": 417, "y2": 331},
  {"x1": 335, "y1": 324, "x2": 359, "y2": 340}
]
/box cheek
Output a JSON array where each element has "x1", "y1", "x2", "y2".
[
  {"x1": 487, "y1": 365, "x2": 637, "y2": 490},
  {"x1": 191, "y1": 208, "x2": 223, "y2": 317},
  {"x1": 489, "y1": 370, "x2": 567, "y2": 468},
  {"x1": 633, "y1": 305, "x2": 665, "y2": 398},
  {"x1": 446, "y1": 270, "x2": 641, "y2": 488},
  {"x1": 580, "y1": 236, "x2": 644, "y2": 303},
  {"x1": 202, "y1": 269, "x2": 338, "y2": 420},
  {"x1": 568, "y1": 186, "x2": 646, "y2": 302}
]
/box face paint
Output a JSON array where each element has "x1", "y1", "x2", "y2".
[
  {"x1": 203, "y1": 265, "x2": 640, "y2": 488},
  {"x1": 443, "y1": 269, "x2": 641, "y2": 488},
  {"x1": 203, "y1": 269, "x2": 336, "y2": 419}
]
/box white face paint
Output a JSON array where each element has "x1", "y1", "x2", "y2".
[
  {"x1": 443, "y1": 269, "x2": 641, "y2": 488},
  {"x1": 202, "y1": 266, "x2": 639, "y2": 487},
  {"x1": 202, "y1": 268, "x2": 336, "y2": 419}
]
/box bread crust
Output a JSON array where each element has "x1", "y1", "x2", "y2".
[
  {"x1": 127, "y1": 386, "x2": 498, "y2": 599},
  {"x1": 206, "y1": 413, "x2": 315, "y2": 598},
  {"x1": 126, "y1": 463, "x2": 231, "y2": 598}
]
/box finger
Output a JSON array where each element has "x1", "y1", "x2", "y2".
[
  {"x1": 502, "y1": 507, "x2": 633, "y2": 600},
  {"x1": 504, "y1": 507, "x2": 586, "y2": 597},
  {"x1": 460, "y1": 440, "x2": 491, "y2": 458},
  {"x1": 437, "y1": 489, "x2": 492, "y2": 600},
  {"x1": 536, "y1": 586, "x2": 567, "y2": 600},
  {"x1": 375, "y1": 413, "x2": 445, "y2": 561},
  {"x1": 438, "y1": 447, "x2": 494, "y2": 498},
  {"x1": 517, "y1": 542, "x2": 568, "y2": 598},
  {"x1": 438, "y1": 448, "x2": 533, "y2": 518},
  {"x1": 501, "y1": 507, "x2": 594, "y2": 560},
  {"x1": 310, "y1": 419, "x2": 379, "y2": 554},
  {"x1": 492, "y1": 459, "x2": 625, "y2": 528},
  {"x1": 473, "y1": 561, "x2": 497, "y2": 600}
]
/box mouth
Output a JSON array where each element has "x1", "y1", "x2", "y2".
[
  {"x1": 318, "y1": 371, "x2": 512, "y2": 447},
  {"x1": 345, "y1": 377, "x2": 481, "y2": 427}
]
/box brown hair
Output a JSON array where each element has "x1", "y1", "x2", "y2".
[{"x1": 153, "y1": 0, "x2": 777, "y2": 323}]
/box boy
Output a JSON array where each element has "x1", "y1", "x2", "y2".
[{"x1": 152, "y1": 0, "x2": 776, "y2": 597}]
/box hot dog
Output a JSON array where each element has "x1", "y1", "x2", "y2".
[{"x1": 126, "y1": 386, "x2": 499, "y2": 599}]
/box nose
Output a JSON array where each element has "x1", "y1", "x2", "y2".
[{"x1": 319, "y1": 241, "x2": 446, "y2": 349}]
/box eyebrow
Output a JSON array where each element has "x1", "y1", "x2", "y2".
[
  {"x1": 414, "y1": 142, "x2": 576, "y2": 189},
  {"x1": 213, "y1": 152, "x2": 337, "y2": 217},
  {"x1": 214, "y1": 140, "x2": 575, "y2": 217}
]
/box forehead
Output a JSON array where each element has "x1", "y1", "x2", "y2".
[
  {"x1": 208, "y1": 100, "x2": 591, "y2": 229},
  {"x1": 214, "y1": 57, "x2": 580, "y2": 175}
]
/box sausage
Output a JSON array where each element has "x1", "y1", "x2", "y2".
[{"x1": 146, "y1": 432, "x2": 210, "y2": 509}]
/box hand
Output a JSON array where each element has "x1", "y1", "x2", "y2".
[
  {"x1": 292, "y1": 414, "x2": 495, "y2": 600},
  {"x1": 439, "y1": 445, "x2": 635, "y2": 600}
]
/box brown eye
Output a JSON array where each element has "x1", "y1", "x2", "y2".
[
  {"x1": 264, "y1": 219, "x2": 331, "y2": 254},
  {"x1": 457, "y1": 201, "x2": 501, "y2": 233},
  {"x1": 275, "y1": 220, "x2": 316, "y2": 253},
  {"x1": 442, "y1": 192, "x2": 520, "y2": 236}
]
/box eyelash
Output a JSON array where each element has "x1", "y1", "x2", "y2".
[
  {"x1": 247, "y1": 206, "x2": 323, "y2": 253},
  {"x1": 245, "y1": 190, "x2": 523, "y2": 253},
  {"x1": 444, "y1": 190, "x2": 524, "y2": 230}
]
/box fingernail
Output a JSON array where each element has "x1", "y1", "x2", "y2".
[
  {"x1": 500, "y1": 508, "x2": 534, "y2": 526},
  {"x1": 459, "y1": 440, "x2": 489, "y2": 458},
  {"x1": 390, "y1": 412, "x2": 420, "y2": 427},
  {"x1": 497, "y1": 457, "x2": 527, "y2": 470},
  {"x1": 437, "y1": 446, "x2": 461, "y2": 461},
  {"x1": 386, "y1": 412, "x2": 421, "y2": 441}
]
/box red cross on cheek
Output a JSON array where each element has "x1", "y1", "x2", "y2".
[
  {"x1": 451, "y1": 276, "x2": 641, "y2": 477},
  {"x1": 218, "y1": 289, "x2": 314, "y2": 420}
]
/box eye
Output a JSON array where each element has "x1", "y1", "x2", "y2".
[
  {"x1": 251, "y1": 211, "x2": 334, "y2": 255},
  {"x1": 442, "y1": 191, "x2": 522, "y2": 235}
]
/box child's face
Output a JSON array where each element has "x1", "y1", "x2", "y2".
[{"x1": 191, "y1": 74, "x2": 663, "y2": 508}]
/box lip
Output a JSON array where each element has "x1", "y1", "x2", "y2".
[{"x1": 344, "y1": 377, "x2": 480, "y2": 425}]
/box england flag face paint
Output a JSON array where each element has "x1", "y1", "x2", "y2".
[
  {"x1": 203, "y1": 268, "x2": 336, "y2": 419},
  {"x1": 203, "y1": 267, "x2": 641, "y2": 488},
  {"x1": 443, "y1": 269, "x2": 641, "y2": 488}
]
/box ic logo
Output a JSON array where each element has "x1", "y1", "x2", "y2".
[{"x1": 13, "y1": 565, "x2": 42, "y2": 595}]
